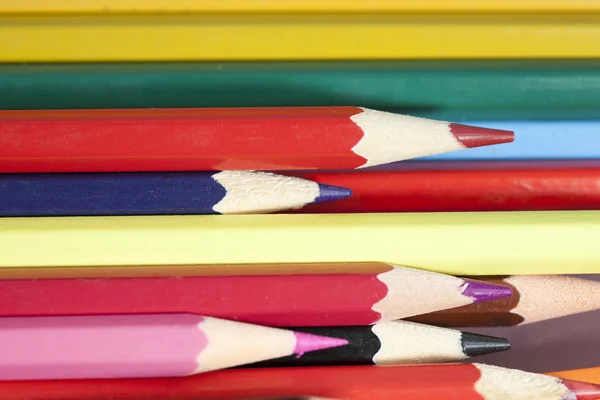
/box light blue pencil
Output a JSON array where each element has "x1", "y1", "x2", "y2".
[{"x1": 418, "y1": 121, "x2": 599, "y2": 160}]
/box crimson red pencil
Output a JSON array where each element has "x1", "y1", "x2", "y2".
[
  {"x1": 287, "y1": 161, "x2": 600, "y2": 213},
  {"x1": 0, "y1": 263, "x2": 510, "y2": 326},
  {"x1": 1, "y1": 364, "x2": 598, "y2": 400},
  {"x1": 0, "y1": 107, "x2": 512, "y2": 172}
]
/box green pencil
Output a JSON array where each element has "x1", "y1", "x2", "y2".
[{"x1": 2, "y1": 61, "x2": 599, "y2": 120}]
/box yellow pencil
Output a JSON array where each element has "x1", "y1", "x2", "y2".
[
  {"x1": 0, "y1": 0, "x2": 597, "y2": 13},
  {"x1": 0, "y1": 211, "x2": 598, "y2": 275},
  {"x1": 1, "y1": 14, "x2": 600, "y2": 62}
]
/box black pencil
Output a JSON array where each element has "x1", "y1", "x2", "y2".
[{"x1": 248, "y1": 321, "x2": 510, "y2": 368}]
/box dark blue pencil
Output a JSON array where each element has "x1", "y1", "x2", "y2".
[{"x1": 0, "y1": 171, "x2": 351, "y2": 216}]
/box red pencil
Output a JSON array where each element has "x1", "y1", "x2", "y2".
[
  {"x1": 1, "y1": 364, "x2": 598, "y2": 400},
  {"x1": 0, "y1": 107, "x2": 512, "y2": 172},
  {"x1": 286, "y1": 161, "x2": 600, "y2": 213},
  {"x1": 0, "y1": 264, "x2": 511, "y2": 326}
]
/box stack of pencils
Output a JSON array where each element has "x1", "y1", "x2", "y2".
[{"x1": 1, "y1": 1, "x2": 600, "y2": 400}]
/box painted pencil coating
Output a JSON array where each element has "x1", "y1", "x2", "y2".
[
  {"x1": 0, "y1": 262, "x2": 391, "y2": 279},
  {"x1": 0, "y1": 265, "x2": 511, "y2": 326},
  {"x1": 0, "y1": 107, "x2": 512, "y2": 172},
  {"x1": 3, "y1": 62, "x2": 600, "y2": 122},
  {"x1": 4, "y1": 0, "x2": 599, "y2": 14},
  {"x1": 290, "y1": 164, "x2": 600, "y2": 213},
  {"x1": 1, "y1": 14, "x2": 600, "y2": 62},
  {"x1": 1, "y1": 364, "x2": 597, "y2": 400},
  {"x1": 0, "y1": 212, "x2": 596, "y2": 275},
  {"x1": 23, "y1": 266, "x2": 589, "y2": 329},
  {"x1": 0, "y1": 171, "x2": 350, "y2": 216},
  {"x1": 410, "y1": 275, "x2": 600, "y2": 327},
  {"x1": 0, "y1": 314, "x2": 347, "y2": 381},
  {"x1": 549, "y1": 367, "x2": 600, "y2": 385}
]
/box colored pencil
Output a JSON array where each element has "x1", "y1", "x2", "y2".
[
  {"x1": 1, "y1": 264, "x2": 593, "y2": 328},
  {"x1": 0, "y1": 265, "x2": 511, "y2": 326},
  {"x1": 1, "y1": 14, "x2": 600, "y2": 62},
  {"x1": 409, "y1": 275, "x2": 600, "y2": 327},
  {"x1": 0, "y1": 364, "x2": 597, "y2": 400},
  {"x1": 418, "y1": 121, "x2": 600, "y2": 161},
  {"x1": 2, "y1": 0, "x2": 597, "y2": 13},
  {"x1": 287, "y1": 162, "x2": 600, "y2": 213},
  {"x1": 0, "y1": 211, "x2": 598, "y2": 275},
  {"x1": 0, "y1": 262, "x2": 382, "y2": 279},
  {"x1": 0, "y1": 107, "x2": 512, "y2": 173},
  {"x1": 549, "y1": 368, "x2": 600, "y2": 385},
  {"x1": 248, "y1": 321, "x2": 511, "y2": 367},
  {"x1": 0, "y1": 171, "x2": 351, "y2": 216},
  {"x1": 2, "y1": 61, "x2": 600, "y2": 122},
  {"x1": 0, "y1": 313, "x2": 347, "y2": 381},
  {"x1": 238, "y1": 398, "x2": 329, "y2": 400}
]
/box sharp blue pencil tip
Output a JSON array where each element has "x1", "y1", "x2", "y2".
[{"x1": 312, "y1": 184, "x2": 352, "y2": 204}]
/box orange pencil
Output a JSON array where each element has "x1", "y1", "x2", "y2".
[{"x1": 549, "y1": 367, "x2": 600, "y2": 385}]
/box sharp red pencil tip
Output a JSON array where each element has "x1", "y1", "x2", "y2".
[
  {"x1": 563, "y1": 378, "x2": 600, "y2": 400},
  {"x1": 460, "y1": 279, "x2": 513, "y2": 303},
  {"x1": 293, "y1": 332, "x2": 349, "y2": 355},
  {"x1": 449, "y1": 123, "x2": 515, "y2": 148},
  {"x1": 313, "y1": 183, "x2": 353, "y2": 204}
]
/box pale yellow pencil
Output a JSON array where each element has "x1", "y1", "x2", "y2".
[{"x1": 0, "y1": 211, "x2": 598, "y2": 275}]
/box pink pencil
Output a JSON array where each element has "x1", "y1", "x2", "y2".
[{"x1": 0, "y1": 314, "x2": 347, "y2": 381}]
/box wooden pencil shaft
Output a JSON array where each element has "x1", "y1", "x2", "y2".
[
  {"x1": 0, "y1": 211, "x2": 598, "y2": 275},
  {"x1": 0, "y1": 265, "x2": 505, "y2": 326},
  {"x1": 0, "y1": 313, "x2": 348, "y2": 381},
  {"x1": 0, "y1": 171, "x2": 349, "y2": 216},
  {"x1": 0, "y1": 107, "x2": 511, "y2": 172},
  {"x1": 0, "y1": 263, "x2": 385, "y2": 279},
  {"x1": 3, "y1": 0, "x2": 599, "y2": 14},
  {"x1": 2, "y1": 14, "x2": 600, "y2": 62},
  {"x1": 2, "y1": 61, "x2": 600, "y2": 120},
  {"x1": 549, "y1": 368, "x2": 600, "y2": 385},
  {"x1": 0, "y1": 266, "x2": 586, "y2": 328},
  {"x1": 0, "y1": 364, "x2": 594, "y2": 400},
  {"x1": 247, "y1": 323, "x2": 510, "y2": 367},
  {"x1": 409, "y1": 277, "x2": 522, "y2": 326},
  {"x1": 412, "y1": 274, "x2": 600, "y2": 327},
  {"x1": 289, "y1": 166, "x2": 600, "y2": 213}
]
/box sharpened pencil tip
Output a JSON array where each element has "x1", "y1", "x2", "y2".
[
  {"x1": 293, "y1": 331, "x2": 349, "y2": 355},
  {"x1": 460, "y1": 280, "x2": 513, "y2": 303},
  {"x1": 563, "y1": 378, "x2": 600, "y2": 400},
  {"x1": 450, "y1": 123, "x2": 514, "y2": 148},
  {"x1": 460, "y1": 332, "x2": 511, "y2": 358},
  {"x1": 313, "y1": 183, "x2": 352, "y2": 204}
]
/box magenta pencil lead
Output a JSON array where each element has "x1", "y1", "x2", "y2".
[{"x1": 460, "y1": 280, "x2": 513, "y2": 303}]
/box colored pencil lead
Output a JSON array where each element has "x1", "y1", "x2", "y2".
[{"x1": 448, "y1": 123, "x2": 514, "y2": 148}]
